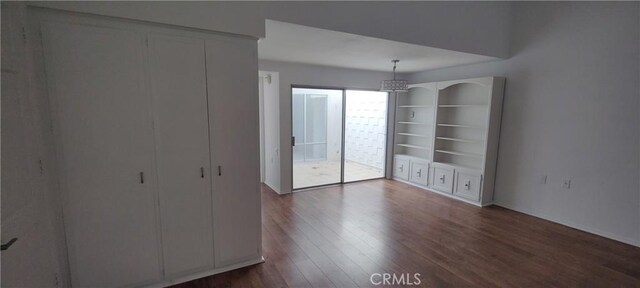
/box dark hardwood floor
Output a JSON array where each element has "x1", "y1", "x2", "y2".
[{"x1": 175, "y1": 179, "x2": 640, "y2": 287}]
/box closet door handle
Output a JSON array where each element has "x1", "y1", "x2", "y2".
[
  {"x1": 1, "y1": 238, "x2": 17, "y2": 251},
  {"x1": 200, "y1": 167, "x2": 204, "y2": 178},
  {"x1": 140, "y1": 172, "x2": 144, "y2": 184}
]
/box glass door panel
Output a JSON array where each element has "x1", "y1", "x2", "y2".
[
  {"x1": 344, "y1": 90, "x2": 388, "y2": 182},
  {"x1": 292, "y1": 88, "x2": 343, "y2": 189},
  {"x1": 304, "y1": 94, "x2": 327, "y2": 160}
]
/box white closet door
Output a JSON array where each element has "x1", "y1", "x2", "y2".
[
  {"x1": 206, "y1": 36, "x2": 262, "y2": 267},
  {"x1": 148, "y1": 34, "x2": 214, "y2": 276},
  {"x1": 41, "y1": 21, "x2": 162, "y2": 287}
]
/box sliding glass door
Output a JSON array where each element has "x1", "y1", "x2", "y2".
[
  {"x1": 292, "y1": 87, "x2": 388, "y2": 190},
  {"x1": 344, "y1": 90, "x2": 388, "y2": 182},
  {"x1": 292, "y1": 88, "x2": 343, "y2": 189}
]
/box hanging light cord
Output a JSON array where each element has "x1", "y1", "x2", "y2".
[{"x1": 392, "y1": 60, "x2": 399, "y2": 80}]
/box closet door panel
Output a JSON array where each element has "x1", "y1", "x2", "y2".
[
  {"x1": 148, "y1": 34, "x2": 214, "y2": 276},
  {"x1": 40, "y1": 21, "x2": 162, "y2": 287},
  {"x1": 206, "y1": 36, "x2": 261, "y2": 267}
]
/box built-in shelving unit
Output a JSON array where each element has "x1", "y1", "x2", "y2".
[
  {"x1": 433, "y1": 79, "x2": 490, "y2": 170},
  {"x1": 393, "y1": 83, "x2": 437, "y2": 160},
  {"x1": 392, "y1": 77, "x2": 505, "y2": 207}
]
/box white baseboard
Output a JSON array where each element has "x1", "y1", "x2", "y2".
[
  {"x1": 393, "y1": 177, "x2": 484, "y2": 207},
  {"x1": 147, "y1": 256, "x2": 265, "y2": 288},
  {"x1": 394, "y1": 179, "x2": 639, "y2": 247},
  {"x1": 493, "y1": 200, "x2": 640, "y2": 248},
  {"x1": 263, "y1": 182, "x2": 283, "y2": 194}
]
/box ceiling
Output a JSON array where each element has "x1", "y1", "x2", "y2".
[{"x1": 258, "y1": 20, "x2": 499, "y2": 73}]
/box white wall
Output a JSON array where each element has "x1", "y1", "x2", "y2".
[
  {"x1": 259, "y1": 60, "x2": 394, "y2": 193},
  {"x1": 344, "y1": 91, "x2": 388, "y2": 170},
  {"x1": 259, "y1": 71, "x2": 281, "y2": 193},
  {"x1": 408, "y1": 2, "x2": 640, "y2": 246},
  {"x1": 258, "y1": 75, "x2": 265, "y2": 182},
  {"x1": 1, "y1": 3, "x2": 69, "y2": 286},
  {"x1": 30, "y1": 1, "x2": 511, "y2": 58}
]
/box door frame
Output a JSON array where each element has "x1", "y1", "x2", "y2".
[{"x1": 290, "y1": 85, "x2": 390, "y2": 191}]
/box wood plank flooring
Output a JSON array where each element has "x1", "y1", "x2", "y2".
[{"x1": 174, "y1": 179, "x2": 640, "y2": 287}]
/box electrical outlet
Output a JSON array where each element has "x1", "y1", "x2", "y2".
[{"x1": 563, "y1": 179, "x2": 571, "y2": 189}]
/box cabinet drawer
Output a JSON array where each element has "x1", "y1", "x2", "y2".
[
  {"x1": 430, "y1": 165, "x2": 454, "y2": 193},
  {"x1": 409, "y1": 161, "x2": 428, "y2": 186},
  {"x1": 393, "y1": 157, "x2": 410, "y2": 180},
  {"x1": 454, "y1": 171, "x2": 482, "y2": 201}
]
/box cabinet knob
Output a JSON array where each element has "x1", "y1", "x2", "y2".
[
  {"x1": 464, "y1": 180, "x2": 471, "y2": 190},
  {"x1": 417, "y1": 169, "x2": 422, "y2": 177},
  {"x1": 399, "y1": 165, "x2": 403, "y2": 172},
  {"x1": 439, "y1": 175, "x2": 445, "y2": 183},
  {"x1": 200, "y1": 167, "x2": 204, "y2": 178}
]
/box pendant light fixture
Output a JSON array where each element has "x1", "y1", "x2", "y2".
[{"x1": 381, "y1": 59, "x2": 408, "y2": 92}]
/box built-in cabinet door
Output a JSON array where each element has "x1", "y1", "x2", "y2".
[
  {"x1": 430, "y1": 165, "x2": 454, "y2": 194},
  {"x1": 148, "y1": 34, "x2": 214, "y2": 277},
  {"x1": 41, "y1": 22, "x2": 162, "y2": 287},
  {"x1": 206, "y1": 36, "x2": 262, "y2": 267},
  {"x1": 393, "y1": 157, "x2": 410, "y2": 180},
  {"x1": 453, "y1": 170, "x2": 482, "y2": 202},
  {"x1": 409, "y1": 161, "x2": 429, "y2": 186}
]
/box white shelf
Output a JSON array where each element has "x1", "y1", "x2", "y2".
[
  {"x1": 398, "y1": 121, "x2": 428, "y2": 125},
  {"x1": 432, "y1": 161, "x2": 482, "y2": 171},
  {"x1": 437, "y1": 123, "x2": 484, "y2": 129},
  {"x1": 395, "y1": 154, "x2": 429, "y2": 161},
  {"x1": 436, "y1": 137, "x2": 483, "y2": 144},
  {"x1": 438, "y1": 104, "x2": 486, "y2": 108},
  {"x1": 397, "y1": 133, "x2": 429, "y2": 137},
  {"x1": 435, "y1": 149, "x2": 483, "y2": 159},
  {"x1": 398, "y1": 105, "x2": 433, "y2": 108},
  {"x1": 397, "y1": 144, "x2": 430, "y2": 150}
]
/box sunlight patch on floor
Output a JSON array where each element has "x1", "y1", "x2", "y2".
[{"x1": 293, "y1": 160, "x2": 383, "y2": 189}]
